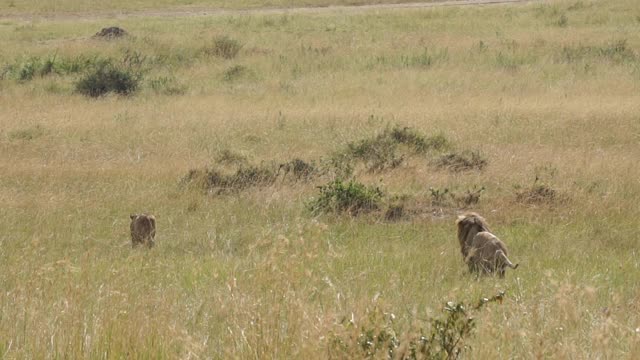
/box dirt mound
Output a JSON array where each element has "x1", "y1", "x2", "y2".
[{"x1": 93, "y1": 27, "x2": 128, "y2": 39}]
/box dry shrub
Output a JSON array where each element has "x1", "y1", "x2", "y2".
[
  {"x1": 433, "y1": 150, "x2": 488, "y2": 172},
  {"x1": 515, "y1": 183, "x2": 561, "y2": 204},
  {"x1": 279, "y1": 158, "x2": 317, "y2": 181},
  {"x1": 93, "y1": 26, "x2": 129, "y2": 40},
  {"x1": 215, "y1": 149, "x2": 249, "y2": 166},
  {"x1": 208, "y1": 36, "x2": 243, "y2": 60},
  {"x1": 182, "y1": 164, "x2": 278, "y2": 194},
  {"x1": 383, "y1": 186, "x2": 485, "y2": 222},
  {"x1": 183, "y1": 157, "x2": 317, "y2": 194}
]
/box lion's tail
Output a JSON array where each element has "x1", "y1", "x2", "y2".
[{"x1": 497, "y1": 250, "x2": 519, "y2": 269}]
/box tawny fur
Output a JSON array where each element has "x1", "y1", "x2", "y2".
[
  {"x1": 456, "y1": 212, "x2": 518, "y2": 278},
  {"x1": 130, "y1": 213, "x2": 156, "y2": 248}
]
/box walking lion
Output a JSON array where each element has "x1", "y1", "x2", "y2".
[
  {"x1": 130, "y1": 213, "x2": 156, "y2": 248},
  {"x1": 456, "y1": 212, "x2": 518, "y2": 277}
]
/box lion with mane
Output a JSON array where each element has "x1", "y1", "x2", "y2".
[{"x1": 456, "y1": 212, "x2": 518, "y2": 277}]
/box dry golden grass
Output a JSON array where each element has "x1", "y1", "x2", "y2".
[{"x1": 1, "y1": 0, "x2": 640, "y2": 358}]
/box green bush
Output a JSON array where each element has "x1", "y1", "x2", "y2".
[
  {"x1": 345, "y1": 126, "x2": 449, "y2": 172},
  {"x1": 308, "y1": 179, "x2": 383, "y2": 216},
  {"x1": 75, "y1": 63, "x2": 140, "y2": 97},
  {"x1": 330, "y1": 292, "x2": 507, "y2": 359}
]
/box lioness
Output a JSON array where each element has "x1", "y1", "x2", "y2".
[
  {"x1": 130, "y1": 213, "x2": 156, "y2": 248},
  {"x1": 456, "y1": 212, "x2": 518, "y2": 277}
]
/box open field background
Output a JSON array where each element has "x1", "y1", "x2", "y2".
[
  {"x1": 0, "y1": 0, "x2": 447, "y2": 16},
  {"x1": 1, "y1": 0, "x2": 640, "y2": 358}
]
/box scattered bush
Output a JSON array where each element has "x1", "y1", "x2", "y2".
[
  {"x1": 308, "y1": 179, "x2": 383, "y2": 216},
  {"x1": 458, "y1": 186, "x2": 485, "y2": 207},
  {"x1": 429, "y1": 185, "x2": 485, "y2": 209},
  {"x1": 515, "y1": 166, "x2": 566, "y2": 205},
  {"x1": 400, "y1": 47, "x2": 449, "y2": 69},
  {"x1": 555, "y1": 14, "x2": 569, "y2": 27},
  {"x1": 433, "y1": 150, "x2": 488, "y2": 172},
  {"x1": 384, "y1": 195, "x2": 411, "y2": 221},
  {"x1": 429, "y1": 187, "x2": 452, "y2": 207},
  {"x1": 559, "y1": 40, "x2": 636, "y2": 63},
  {"x1": 10, "y1": 56, "x2": 58, "y2": 81},
  {"x1": 330, "y1": 292, "x2": 507, "y2": 359},
  {"x1": 321, "y1": 153, "x2": 355, "y2": 180},
  {"x1": 75, "y1": 62, "x2": 140, "y2": 97},
  {"x1": 279, "y1": 158, "x2": 317, "y2": 181},
  {"x1": 2, "y1": 54, "x2": 111, "y2": 82},
  {"x1": 515, "y1": 183, "x2": 559, "y2": 204},
  {"x1": 93, "y1": 26, "x2": 128, "y2": 39},
  {"x1": 215, "y1": 149, "x2": 248, "y2": 166},
  {"x1": 149, "y1": 76, "x2": 187, "y2": 95},
  {"x1": 182, "y1": 164, "x2": 278, "y2": 194},
  {"x1": 222, "y1": 65, "x2": 248, "y2": 81},
  {"x1": 208, "y1": 36, "x2": 243, "y2": 60},
  {"x1": 345, "y1": 126, "x2": 450, "y2": 172}
]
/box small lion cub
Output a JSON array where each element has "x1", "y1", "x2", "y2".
[{"x1": 130, "y1": 213, "x2": 156, "y2": 248}]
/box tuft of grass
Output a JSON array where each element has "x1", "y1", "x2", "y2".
[
  {"x1": 148, "y1": 76, "x2": 187, "y2": 95},
  {"x1": 433, "y1": 150, "x2": 488, "y2": 172},
  {"x1": 8, "y1": 125, "x2": 45, "y2": 141},
  {"x1": 308, "y1": 179, "x2": 383, "y2": 216},
  {"x1": 215, "y1": 149, "x2": 249, "y2": 166},
  {"x1": 222, "y1": 64, "x2": 248, "y2": 81},
  {"x1": 556, "y1": 14, "x2": 569, "y2": 27},
  {"x1": 208, "y1": 36, "x2": 243, "y2": 60},
  {"x1": 559, "y1": 40, "x2": 636, "y2": 63}
]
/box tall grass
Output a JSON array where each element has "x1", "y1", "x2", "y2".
[{"x1": 1, "y1": 0, "x2": 640, "y2": 358}]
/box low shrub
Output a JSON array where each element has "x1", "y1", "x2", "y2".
[
  {"x1": 215, "y1": 149, "x2": 249, "y2": 166},
  {"x1": 149, "y1": 76, "x2": 187, "y2": 95},
  {"x1": 308, "y1": 179, "x2": 383, "y2": 216},
  {"x1": 515, "y1": 183, "x2": 559, "y2": 204},
  {"x1": 279, "y1": 158, "x2": 317, "y2": 181},
  {"x1": 330, "y1": 292, "x2": 507, "y2": 359},
  {"x1": 75, "y1": 62, "x2": 140, "y2": 97},
  {"x1": 345, "y1": 126, "x2": 450, "y2": 172},
  {"x1": 3, "y1": 55, "x2": 110, "y2": 82},
  {"x1": 208, "y1": 36, "x2": 243, "y2": 60},
  {"x1": 182, "y1": 164, "x2": 278, "y2": 194},
  {"x1": 429, "y1": 185, "x2": 485, "y2": 209},
  {"x1": 558, "y1": 39, "x2": 636, "y2": 64},
  {"x1": 222, "y1": 65, "x2": 248, "y2": 81},
  {"x1": 433, "y1": 150, "x2": 488, "y2": 172}
]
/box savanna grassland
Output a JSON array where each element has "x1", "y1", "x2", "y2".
[
  {"x1": 0, "y1": 0, "x2": 442, "y2": 16},
  {"x1": 1, "y1": 0, "x2": 640, "y2": 358}
]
